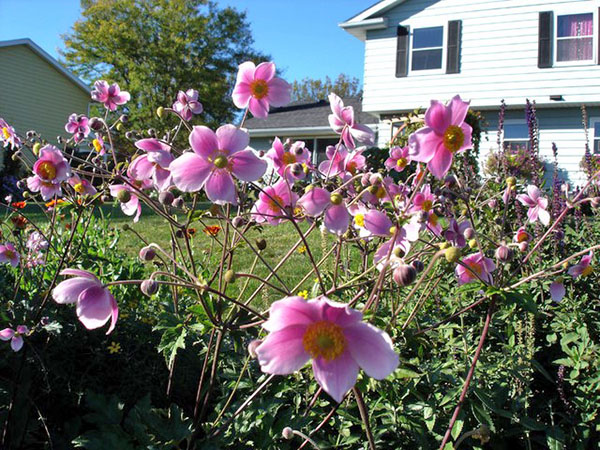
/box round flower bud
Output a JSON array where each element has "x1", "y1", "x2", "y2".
[
  {"x1": 175, "y1": 229, "x2": 185, "y2": 239},
  {"x1": 444, "y1": 175, "x2": 457, "y2": 187},
  {"x1": 116, "y1": 122, "x2": 124, "y2": 132},
  {"x1": 32, "y1": 142, "x2": 41, "y2": 156},
  {"x1": 518, "y1": 241, "x2": 528, "y2": 252},
  {"x1": 156, "y1": 106, "x2": 164, "y2": 118},
  {"x1": 116, "y1": 189, "x2": 131, "y2": 203},
  {"x1": 141, "y1": 279, "x2": 158, "y2": 297},
  {"x1": 444, "y1": 246, "x2": 461, "y2": 263},
  {"x1": 26, "y1": 130, "x2": 35, "y2": 139},
  {"x1": 438, "y1": 242, "x2": 450, "y2": 250},
  {"x1": 392, "y1": 246, "x2": 405, "y2": 258},
  {"x1": 304, "y1": 184, "x2": 314, "y2": 194},
  {"x1": 89, "y1": 117, "x2": 103, "y2": 130},
  {"x1": 282, "y1": 427, "x2": 294, "y2": 440},
  {"x1": 488, "y1": 199, "x2": 498, "y2": 209},
  {"x1": 256, "y1": 238, "x2": 267, "y2": 251},
  {"x1": 495, "y1": 244, "x2": 513, "y2": 263},
  {"x1": 367, "y1": 185, "x2": 379, "y2": 195},
  {"x1": 232, "y1": 216, "x2": 245, "y2": 227},
  {"x1": 158, "y1": 191, "x2": 174, "y2": 205},
  {"x1": 171, "y1": 196, "x2": 184, "y2": 209},
  {"x1": 139, "y1": 246, "x2": 156, "y2": 261},
  {"x1": 591, "y1": 197, "x2": 600, "y2": 208},
  {"x1": 22, "y1": 191, "x2": 30, "y2": 199},
  {"x1": 125, "y1": 131, "x2": 136, "y2": 140},
  {"x1": 369, "y1": 173, "x2": 382, "y2": 185},
  {"x1": 330, "y1": 192, "x2": 343, "y2": 205},
  {"x1": 119, "y1": 114, "x2": 129, "y2": 124},
  {"x1": 248, "y1": 339, "x2": 262, "y2": 358},
  {"x1": 393, "y1": 264, "x2": 417, "y2": 287},
  {"x1": 411, "y1": 260, "x2": 425, "y2": 273},
  {"x1": 506, "y1": 176, "x2": 516, "y2": 187},
  {"x1": 468, "y1": 239, "x2": 478, "y2": 249},
  {"x1": 290, "y1": 163, "x2": 303, "y2": 178},
  {"x1": 224, "y1": 269, "x2": 236, "y2": 284},
  {"x1": 101, "y1": 194, "x2": 111, "y2": 203},
  {"x1": 463, "y1": 227, "x2": 475, "y2": 240},
  {"x1": 11, "y1": 154, "x2": 18, "y2": 161},
  {"x1": 121, "y1": 223, "x2": 130, "y2": 231}
]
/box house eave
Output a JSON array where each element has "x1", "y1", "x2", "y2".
[
  {"x1": 341, "y1": 0, "x2": 407, "y2": 25},
  {"x1": 248, "y1": 124, "x2": 378, "y2": 138},
  {"x1": 338, "y1": 17, "x2": 388, "y2": 41}
]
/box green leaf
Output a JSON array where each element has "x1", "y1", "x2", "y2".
[
  {"x1": 505, "y1": 291, "x2": 538, "y2": 314},
  {"x1": 395, "y1": 368, "x2": 422, "y2": 379},
  {"x1": 157, "y1": 325, "x2": 187, "y2": 366}
]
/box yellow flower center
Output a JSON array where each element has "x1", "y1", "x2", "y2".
[
  {"x1": 37, "y1": 161, "x2": 56, "y2": 180},
  {"x1": 282, "y1": 152, "x2": 296, "y2": 165},
  {"x1": 267, "y1": 194, "x2": 284, "y2": 212},
  {"x1": 4, "y1": 250, "x2": 15, "y2": 259},
  {"x1": 389, "y1": 226, "x2": 397, "y2": 235},
  {"x1": 443, "y1": 125, "x2": 465, "y2": 153},
  {"x1": 213, "y1": 155, "x2": 228, "y2": 169},
  {"x1": 74, "y1": 183, "x2": 85, "y2": 194},
  {"x1": 375, "y1": 186, "x2": 386, "y2": 199},
  {"x1": 250, "y1": 79, "x2": 269, "y2": 99},
  {"x1": 302, "y1": 321, "x2": 346, "y2": 361},
  {"x1": 466, "y1": 260, "x2": 483, "y2": 277},
  {"x1": 422, "y1": 200, "x2": 433, "y2": 212},
  {"x1": 429, "y1": 212, "x2": 439, "y2": 226},
  {"x1": 347, "y1": 161, "x2": 358, "y2": 174},
  {"x1": 582, "y1": 265, "x2": 594, "y2": 277},
  {"x1": 396, "y1": 157, "x2": 408, "y2": 168},
  {"x1": 92, "y1": 138, "x2": 103, "y2": 152},
  {"x1": 354, "y1": 213, "x2": 365, "y2": 227},
  {"x1": 2, "y1": 127, "x2": 10, "y2": 140}
]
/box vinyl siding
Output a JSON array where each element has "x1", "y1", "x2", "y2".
[
  {"x1": 363, "y1": 0, "x2": 600, "y2": 113},
  {"x1": 0, "y1": 45, "x2": 90, "y2": 153}
]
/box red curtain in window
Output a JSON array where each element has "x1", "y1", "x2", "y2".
[{"x1": 561, "y1": 14, "x2": 593, "y2": 60}]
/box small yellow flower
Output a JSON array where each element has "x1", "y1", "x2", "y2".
[
  {"x1": 297, "y1": 245, "x2": 307, "y2": 254},
  {"x1": 297, "y1": 290, "x2": 309, "y2": 299},
  {"x1": 107, "y1": 342, "x2": 121, "y2": 354}
]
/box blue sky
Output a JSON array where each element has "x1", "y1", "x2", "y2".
[{"x1": 0, "y1": 0, "x2": 368, "y2": 84}]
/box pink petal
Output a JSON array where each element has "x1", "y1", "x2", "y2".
[
  {"x1": 344, "y1": 322, "x2": 399, "y2": 379},
  {"x1": 364, "y1": 210, "x2": 392, "y2": 237},
  {"x1": 527, "y1": 206, "x2": 539, "y2": 223},
  {"x1": 0, "y1": 328, "x2": 15, "y2": 341},
  {"x1": 328, "y1": 114, "x2": 345, "y2": 134},
  {"x1": 312, "y1": 351, "x2": 359, "y2": 403},
  {"x1": 425, "y1": 100, "x2": 451, "y2": 134},
  {"x1": 324, "y1": 204, "x2": 350, "y2": 235},
  {"x1": 230, "y1": 150, "x2": 267, "y2": 182},
  {"x1": 538, "y1": 208, "x2": 550, "y2": 226},
  {"x1": 232, "y1": 83, "x2": 251, "y2": 109},
  {"x1": 11, "y1": 335, "x2": 23, "y2": 352},
  {"x1": 106, "y1": 294, "x2": 118, "y2": 335},
  {"x1": 254, "y1": 61, "x2": 276, "y2": 82},
  {"x1": 550, "y1": 282, "x2": 565, "y2": 302},
  {"x1": 60, "y1": 269, "x2": 98, "y2": 279},
  {"x1": 263, "y1": 296, "x2": 320, "y2": 332},
  {"x1": 128, "y1": 156, "x2": 155, "y2": 181},
  {"x1": 298, "y1": 188, "x2": 331, "y2": 216},
  {"x1": 76, "y1": 286, "x2": 113, "y2": 330},
  {"x1": 517, "y1": 194, "x2": 536, "y2": 208},
  {"x1": 448, "y1": 95, "x2": 470, "y2": 125},
  {"x1": 249, "y1": 97, "x2": 269, "y2": 118},
  {"x1": 527, "y1": 185, "x2": 541, "y2": 201},
  {"x1": 235, "y1": 61, "x2": 256, "y2": 86},
  {"x1": 189, "y1": 126, "x2": 218, "y2": 159},
  {"x1": 170, "y1": 153, "x2": 212, "y2": 192},
  {"x1": 457, "y1": 122, "x2": 473, "y2": 152},
  {"x1": 204, "y1": 169, "x2": 237, "y2": 205},
  {"x1": 266, "y1": 77, "x2": 291, "y2": 107},
  {"x1": 350, "y1": 123, "x2": 375, "y2": 146},
  {"x1": 53, "y1": 277, "x2": 98, "y2": 304},
  {"x1": 408, "y1": 128, "x2": 439, "y2": 163},
  {"x1": 256, "y1": 325, "x2": 310, "y2": 374},
  {"x1": 427, "y1": 146, "x2": 453, "y2": 179},
  {"x1": 312, "y1": 297, "x2": 363, "y2": 328},
  {"x1": 216, "y1": 125, "x2": 250, "y2": 154},
  {"x1": 328, "y1": 93, "x2": 344, "y2": 118},
  {"x1": 135, "y1": 138, "x2": 170, "y2": 152}
]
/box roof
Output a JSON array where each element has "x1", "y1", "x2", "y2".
[
  {"x1": 0, "y1": 39, "x2": 90, "y2": 94},
  {"x1": 339, "y1": 0, "x2": 408, "y2": 40},
  {"x1": 244, "y1": 97, "x2": 378, "y2": 136}
]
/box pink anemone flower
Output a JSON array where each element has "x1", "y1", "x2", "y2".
[
  {"x1": 92, "y1": 133, "x2": 106, "y2": 156},
  {"x1": 385, "y1": 146, "x2": 411, "y2": 172},
  {"x1": 319, "y1": 144, "x2": 366, "y2": 178},
  {"x1": 0, "y1": 325, "x2": 29, "y2": 352},
  {"x1": 68, "y1": 174, "x2": 97, "y2": 196},
  {"x1": 350, "y1": 207, "x2": 393, "y2": 239},
  {"x1": 109, "y1": 177, "x2": 151, "y2": 223},
  {"x1": 252, "y1": 180, "x2": 298, "y2": 226},
  {"x1": 266, "y1": 138, "x2": 312, "y2": 181},
  {"x1": 550, "y1": 280, "x2": 566, "y2": 302},
  {"x1": 0, "y1": 242, "x2": 20, "y2": 267},
  {"x1": 0, "y1": 118, "x2": 21, "y2": 149},
  {"x1": 298, "y1": 188, "x2": 350, "y2": 235},
  {"x1": 170, "y1": 125, "x2": 267, "y2": 205},
  {"x1": 52, "y1": 269, "x2": 118, "y2": 334},
  {"x1": 255, "y1": 296, "x2": 399, "y2": 403},
  {"x1": 91, "y1": 80, "x2": 131, "y2": 111},
  {"x1": 328, "y1": 93, "x2": 374, "y2": 149},
  {"x1": 408, "y1": 95, "x2": 473, "y2": 179},
  {"x1": 232, "y1": 61, "x2": 291, "y2": 118},
  {"x1": 456, "y1": 252, "x2": 496, "y2": 285},
  {"x1": 443, "y1": 219, "x2": 471, "y2": 248},
  {"x1": 373, "y1": 223, "x2": 420, "y2": 270},
  {"x1": 568, "y1": 251, "x2": 593, "y2": 278},
  {"x1": 516, "y1": 185, "x2": 550, "y2": 226},
  {"x1": 173, "y1": 89, "x2": 203, "y2": 121},
  {"x1": 129, "y1": 138, "x2": 174, "y2": 191},
  {"x1": 514, "y1": 226, "x2": 531, "y2": 243},
  {"x1": 64, "y1": 114, "x2": 90, "y2": 142},
  {"x1": 26, "y1": 145, "x2": 71, "y2": 200}
]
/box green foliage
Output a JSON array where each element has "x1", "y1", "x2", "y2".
[{"x1": 290, "y1": 74, "x2": 362, "y2": 102}]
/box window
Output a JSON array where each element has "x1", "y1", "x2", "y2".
[
  {"x1": 503, "y1": 122, "x2": 530, "y2": 151},
  {"x1": 411, "y1": 26, "x2": 444, "y2": 71},
  {"x1": 556, "y1": 13, "x2": 594, "y2": 62},
  {"x1": 591, "y1": 121, "x2": 600, "y2": 154}
]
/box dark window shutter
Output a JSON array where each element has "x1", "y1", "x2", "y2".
[
  {"x1": 538, "y1": 11, "x2": 553, "y2": 68},
  {"x1": 396, "y1": 25, "x2": 410, "y2": 77},
  {"x1": 446, "y1": 20, "x2": 462, "y2": 74}
]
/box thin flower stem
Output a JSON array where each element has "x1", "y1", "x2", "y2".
[{"x1": 353, "y1": 387, "x2": 376, "y2": 450}]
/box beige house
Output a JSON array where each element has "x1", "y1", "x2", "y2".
[{"x1": 0, "y1": 38, "x2": 90, "y2": 167}]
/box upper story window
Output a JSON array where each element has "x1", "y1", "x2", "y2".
[
  {"x1": 411, "y1": 26, "x2": 444, "y2": 71},
  {"x1": 503, "y1": 122, "x2": 530, "y2": 151},
  {"x1": 556, "y1": 13, "x2": 594, "y2": 62},
  {"x1": 591, "y1": 120, "x2": 600, "y2": 154}
]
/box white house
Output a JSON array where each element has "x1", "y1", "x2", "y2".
[{"x1": 340, "y1": 0, "x2": 600, "y2": 184}]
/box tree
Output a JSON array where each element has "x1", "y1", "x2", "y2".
[
  {"x1": 61, "y1": 0, "x2": 267, "y2": 133},
  {"x1": 290, "y1": 74, "x2": 362, "y2": 102}
]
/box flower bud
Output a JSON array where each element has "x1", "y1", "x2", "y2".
[
  {"x1": 591, "y1": 197, "x2": 600, "y2": 208},
  {"x1": 438, "y1": 242, "x2": 450, "y2": 250},
  {"x1": 256, "y1": 238, "x2": 267, "y2": 251},
  {"x1": 175, "y1": 229, "x2": 185, "y2": 239},
  {"x1": 119, "y1": 114, "x2": 129, "y2": 124},
  {"x1": 506, "y1": 176, "x2": 516, "y2": 187},
  {"x1": 463, "y1": 227, "x2": 475, "y2": 240},
  {"x1": 139, "y1": 246, "x2": 156, "y2": 261},
  {"x1": 116, "y1": 122, "x2": 124, "y2": 132},
  {"x1": 282, "y1": 427, "x2": 294, "y2": 440},
  {"x1": 116, "y1": 189, "x2": 131, "y2": 203},
  {"x1": 22, "y1": 191, "x2": 30, "y2": 199},
  {"x1": 411, "y1": 260, "x2": 424, "y2": 273},
  {"x1": 122, "y1": 223, "x2": 130, "y2": 231},
  {"x1": 495, "y1": 244, "x2": 513, "y2": 262},
  {"x1": 232, "y1": 216, "x2": 245, "y2": 227},
  {"x1": 330, "y1": 192, "x2": 343, "y2": 205},
  {"x1": 171, "y1": 196, "x2": 184, "y2": 209},
  {"x1": 304, "y1": 184, "x2": 314, "y2": 194},
  {"x1": 125, "y1": 131, "x2": 136, "y2": 140},
  {"x1": 393, "y1": 264, "x2": 417, "y2": 287},
  {"x1": 156, "y1": 106, "x2": 164, "y2": 118},
  {"x1": 32, "y1": 142, "x2": 41, "y2": 156},
  {"x1": 224, "y1": 269, "x2": 236, "y2": 283},
  {"x1": 158, "y1": 191, "x2": 174, "y2": 205},
  {"x1": 392, "y1": 246, "x2": 405, "y2": 258},
  {"x1": 518, "y1": 241, "x2": 528, "y2": 252},
  {"x1": 290, "y1": 163, "x2": 303, "y2": 178},
  {"x1": 248, "y1": 339, "x2": 262, "y2": 358},
  {"x1": 141, "y1": 279, "x2": 158, "y2": 296},
  {"x1": 444, "y1": 247, "x2": 461, "y2": 263},
  {"x1": 468, "y1": 239, "x2": 477, "y2": 249},
  {"x1": 369, "y1": 173, "x2": 382, "y2": 185},
  {"x1": 488, "y1": 199, "x2": 498, "y2": 209},
  {"x1": 444, "y1": 175, "x2": 457, "y2": 187},
  {"x1": 89, "y1": 117, "x2": 103, "y2": 130},
  {"x1": 367, "y1": 185, "x2": 379, "y2": 195}
]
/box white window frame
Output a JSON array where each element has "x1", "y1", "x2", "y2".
[
  {"x1": 408, "y1": 22, "x2": 447, "y2": 75},
  {"x1": 553, "y1": 6, "x2": 597, "y2": 67},
  {"x1": 589, "y1": 118, "x2": 600, "y2": 154},
  {"x1": 502, "y1": 119, "x2": 531, "y2": 151}
]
